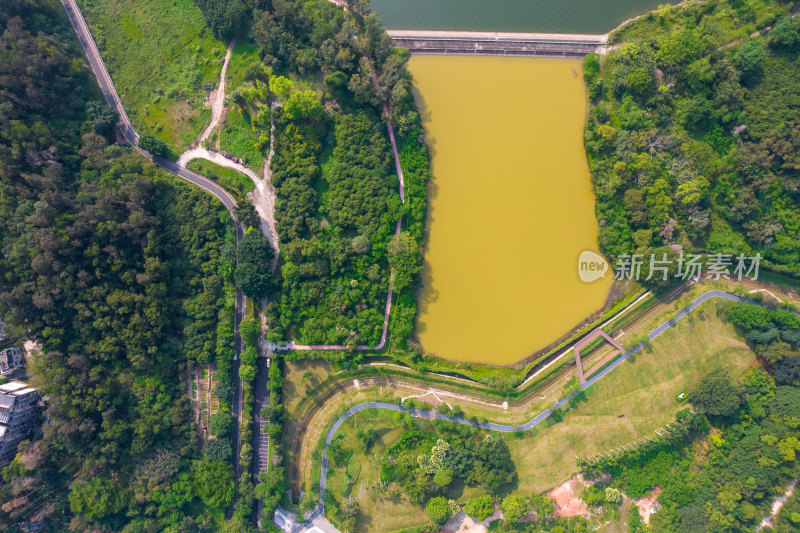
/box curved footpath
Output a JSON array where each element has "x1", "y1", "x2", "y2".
[{"x1": 290, "y1": 290, "x2": 760, "y2": 532}]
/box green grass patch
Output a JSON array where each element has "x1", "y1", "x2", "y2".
[
  {"x1": 226, "y1": 35, "x2": 264, "y2": 89},
  {"x1": 79, "y1": 0, "x2": 226, "y2": 152},
  {"x1": 509, "y1": 299, "x2": 755, "y2": 494},
  {"x1": 344, "y1": 453, "x2": 361, "y2": 493},
  {"x1": 313, "y1": 300, "x2": 757, "y2": 531},
  {"x1": 187, "y1": 159, "x2": 254, "y2": 202},
  {"x1": 758, "y1": 269, "x2": 800, "y2": 291},
  {"x1": 218, "y1": 107, "x2": 264, "y2": 170}
]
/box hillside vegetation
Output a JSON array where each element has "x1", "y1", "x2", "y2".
[
  {"x1": 0, "y1": 1, "x2": 239, "y2": 529},
  {"x1": 232, "y1": 0, "x2": 428, "y2": 350},
  {"x1": 79, "y1": 0, "x2": 226, "y2": 151},
  {"x1": 585, "y1": 0, "x2": 800, "y2": 283}
]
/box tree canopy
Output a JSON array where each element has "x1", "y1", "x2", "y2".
[
  {"x1": 585, "y1": 0, "x2": 800, "y2": 283},
  {"x1": 689, "y1": 367, "x2": 742, "y2": 417},
  {"x1": 0, "y1": 3, "x2": 239, "y2": 529}
]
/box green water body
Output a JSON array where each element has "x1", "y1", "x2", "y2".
[{"x1": 371, "y1": 0, "x2": 673, "y2": 33}]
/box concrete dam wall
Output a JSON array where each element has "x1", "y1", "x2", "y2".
[{"x1": 387, "y1": 30, "x2": 608, "y2": 57}]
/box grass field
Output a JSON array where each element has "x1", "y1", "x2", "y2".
[
  {"x1": 318, "y1": 299, "x2": 756, "y2": 531},
  {"x1": 282, "y1": 358, "x2": 336, "y2": 501},
  {"x1": 218, "y1": 107, "x2": 265, "y2": 170},
  {"x1": 509, "y1": 299, "x2": 755, "y2": 493},
  {"x1": 226, "y1": 35, "x2": 264, "y2": 89},
  {"x1": 79, "y1": 0, "x2": 225, "y2": 151},
  {"x1": 187, "y1": 159, "x2": 254, "y2": 202},
  {"x1": 325, "y1": 409, "x2": 485, "y2": 532},
  {"x1": 215, "y1": 35, "x2": 269, "y2": 167}
]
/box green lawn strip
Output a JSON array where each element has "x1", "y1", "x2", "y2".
[
  {"x1": 303, "y1": 300, "x2": 756, "y2": 531},
  {"x1": 218, "y1": 107, "x2": 265, "y2": 170},
  {"x1": 78, "y1": 0, "x2": 225, "y2": 152},
  {"x1": 510, "y1": 299, "x2": 755, "y2": 494},
  {"x1": 187, "y1": 159, "x2": 254, "y2": 202},
  {"x1": 583, "y1": 350, "x2": 625, "y2": 382},
  {"x1": 758, "y1": 269, "x2": 800, "y2": 291},
  {"x1": 602, "y1": 291, "x2": 659, "y2": 334}
]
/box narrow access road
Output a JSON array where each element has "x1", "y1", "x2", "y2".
[
  {"x1": 61, "y1": 0, "x2": 249, "y2": 504},
  {"x1": 293, "y1": 290, "x2": 763, "y2": 532},
  {"x1": 61, "y1": 0, "x2": 238, "y2": 217}
]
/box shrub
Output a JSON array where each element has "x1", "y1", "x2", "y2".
[
  {"x1": 689, "y1": 367, "x2": 741, "y2": 417},
  {"x1": 464, "y1": 494, "x2": 494, "y2": 521},
  {"x1": 501, "y1": 495, "x2": 527, "y2": 525},
  {"x1": 208, "y1": 412, "x2": 233, "y2": 437},
  {"x1": 138, "y1": 134, "x2": 168, "y2": 158},
  {"x1": 425, "y1": 496, "x2": 451, "y2": 524}
]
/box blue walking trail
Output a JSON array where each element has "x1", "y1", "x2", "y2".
[{"x1": 311, "y1": 290, "x2": 754, "y2": 519}]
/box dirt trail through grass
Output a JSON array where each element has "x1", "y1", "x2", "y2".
[
  {"x1": 176, "y1": 43, "x2": 280, "y2": 259},
  {"x1": 196, "y1": 37, "x2": 237, "y2": 147}
]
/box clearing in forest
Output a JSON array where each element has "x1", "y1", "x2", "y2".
[{"x1": 78, "y1": 0, "x2": 226, "y2": 150}]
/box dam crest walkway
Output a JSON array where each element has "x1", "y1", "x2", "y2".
[{"x1": 387, "y1": 29, "x2": 608, "y2": 57}]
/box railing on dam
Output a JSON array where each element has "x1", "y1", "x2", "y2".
[{"x1": 387, "y1": 30, "x2": 608, "y2": 57}]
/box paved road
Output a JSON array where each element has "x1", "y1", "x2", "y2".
[
  {"x1": 60, "y1": 0, "x2": 249, "y2": 510},
  {"x1": 290, "y1": 290, "x2": 763, "y2": 532},
  {"x1": 60, "y1": 0, "x2": 238, "y2": 217}
]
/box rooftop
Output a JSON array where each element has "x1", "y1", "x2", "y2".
[{"x1": 0, "y1": 382, "x2": 36, "y2": 396}]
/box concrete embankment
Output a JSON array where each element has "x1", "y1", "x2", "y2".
[{"x1": 387, "y1": 29, "x2": 607, "y2": 57}]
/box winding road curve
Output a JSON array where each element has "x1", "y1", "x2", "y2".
[
  {"x1": 299, "y1": 290, "x2": 759, "y2": 530},
  {"x1": 59, "y1": 0, "x2": 250, "y2": 497},
  {"x1": 61, "y1": 0, "x2": 240, "y2": 217}
]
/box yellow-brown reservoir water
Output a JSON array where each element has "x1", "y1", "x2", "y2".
[{"x1": 412, "y1": 55, "x2": 612, "y2": 365}]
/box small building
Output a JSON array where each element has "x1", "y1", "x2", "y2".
[
  {"x1": 0, "y1": 347, "x2": 24, "y2": 375},
  {"x1": 0, "y1": 382, "x2": 40, "y2": 467}
]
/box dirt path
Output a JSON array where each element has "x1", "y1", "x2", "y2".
[
  {"x1": 758, "y1": 480, "x2": 797, "y2": 531},
  {"x1": 175, "y1": 35, "x2": 281, "y2": 260},
  {"x1": 196, "y1": 37, "x2": 237, "y2": 147},
  {"x1": 176, "y1": 36, "x2": 282, "y2": 262},
  {"x1": 178, "y1": 144, "x2": 280, "y2": 256},
  {"x1": 260, "y1": 102, "x2": 280, "y2": 269}
]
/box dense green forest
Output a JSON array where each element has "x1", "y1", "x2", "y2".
[
  {"x1": 0, "y1": 1, "x2": 239, "y2": 530},
  {"x1": 193, "y1": 0, "x2": 249, "y2": 40},
  {"x1": 585, "y1": 0, "x2": 800, "y2": 283},
  {"x1": 0, "y1": 0, "x2": 430, "y2": 528},
  {"x1": 243, "y1": 0, "x2": 427, "y2": 349}
]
